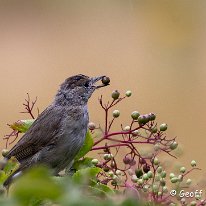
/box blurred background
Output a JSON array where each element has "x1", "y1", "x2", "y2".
[{"x1": 0, "y1": 0, "x2": 206, "y2": 180}]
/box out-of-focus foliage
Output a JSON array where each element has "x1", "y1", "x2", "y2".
[{"x1": 0, "y1": 165, "x2": 146, "y2": 206}]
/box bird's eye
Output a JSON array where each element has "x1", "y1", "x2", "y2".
[{"x1": 84, "y1": 82, "x2": 90, "y2": 87}]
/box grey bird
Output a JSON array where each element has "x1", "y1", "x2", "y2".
[{"x1": 3, "y1": 74, "x2": 109, "y2": 186}]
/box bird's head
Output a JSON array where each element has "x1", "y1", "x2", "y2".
[{"x1": 54, "y1": 74, "x2": 110, "y2": 106}]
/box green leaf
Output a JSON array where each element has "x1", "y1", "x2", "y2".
[
  {"x1": 10, "y1": 119, "x2": 35, "y2": 133},
  {"x1": 0, "y1": 170, "x2": 7, "y2": 184},
  {"x1": 12, "y1": 166, "x2": 63, "y2": 206},
  {"x1": 89, "y1": 180, "x2": 115, "y2": 196},
  {"x1": 73, "y1": 157, "x2": 94, "y2": 170},
  {"x1": 3, "y1": 157, "x2": 19, "y2": 175},
  {"x1": 72, "y1": 167, "x2": 101, "y2": 184},
  {"x1": 74, "y1": 131, "x2": 94, "y2": 161}
]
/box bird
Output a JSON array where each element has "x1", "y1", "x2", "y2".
[{"x1": 3, "y1": 74, "x2": 110, "y2": 187}]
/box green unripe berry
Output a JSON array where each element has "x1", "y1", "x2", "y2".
[
  {"x1": 161, "y1": 171, "x2": 166, "y2": 178},
  {"x1": 91, "y1": 159, "x2": 99, "y2": 165},
  {"x1": 103, "y1": 154, "x2": 109, "y2": 160},
  {"x1": 190, "y1": 201, "x2": 197, "y2": 206},
  {"x1": 163, "y1": 186, "x2": 168, "y2": 193},
  {"x1": 131, "y1": 111, "x2": 140, "y2": 120},
  {"x1": 116, "y1": 170, "x2": 122, "y2": 176},
  {"x1": 143, "y1": 185, "x2": 149, "y2": 192},
  {"x1": 112, "y1": 175, "x2": 118, "y2": 181},
  {"x1": 1, "y1": 149, "x2": 9, "y2": 157},
  {"x1": 170, "y1": 141, "x2": 178, "y2": 150},
  {"x1": 88, "y1": 122, "x2": 96, "y2": 130},
  {"x1": 171, "y1": 177, "x2": 178, "y2": 183},
  {"x1": 160, "y1": 123, "x2": 168, "y2": 131},
  {"x1": 153, "y1": 157, "x2": 159, "y2": 165},
  {"x1": 125, "y1": 90, "x2": 132, "y2": 97},
  {"x1": 169, "y1": 173, "x2": 175, "y2": 179},
  {"x1": 186, "y1": 178, "x2": 192, "y2": 185},
  {"x1": 137, "y1": 179, "x2": 144, "y2": 185},
  {"x1": 108, "y1": 171, "x2": 114, "y2": 177},
  {"x1": 143, "y1": 173, "x2": 149, "y2": 180},
  {"x1": 151, "y1": 126, "x2": 158, "y2": 133},
  {"x1": 158, "y1": 191, "x2": 162, "y2": 196},
  {"x1": 111, "y1": 90, "x2": 120, "y2": 100},
  {"x1": 155, "y1": 175, "x2": 161, "y2": 181},
  {"x1": 152, "y1": 184, "x2": 158, "y2": 193},
  {"x1": 113, "y1": 110, "x2": 120, "y2": 118},
  {"x1": 180, "y1": 167, "x2": 186, "y2": 173},
  {"x1": 131, "y1": 175, "x2": 138, "y2": 183},
  {"x1": 147, "y1": 171, "x2": 153, "y2": 178},
  {"x1": 138, "y1": 115, "x2": 147, "y2": 125},
  {"x1": 160, "y1": 178, "x2": 166, "y2": 186},
  {"x1": 191, "y1": 160, "x2": 197, "y2": 167},
  {"x1": 157, "y1": 166, "x2": 163, "y2": 173}
]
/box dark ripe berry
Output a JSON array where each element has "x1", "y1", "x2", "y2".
[
  {"x1": 111, "y1": 180, "x2": 117, "y2": 186},
  {"x1": 143, "y1": 164, "x2": 150, "y2": 173},
  {"x1": 135, "y1": 168, "x2": 143, "y2": 178},
  {"x1": 102, "y1": 76, "x2": 110, "y2": 85},
  {"x1": 103, "y1": 167, "x2": 110, "y2": 172},
  {"x1": 149, "y1": 113, "x2": 156, "y2": 121},
  {"x1": 111, "y1": 90, "x2": 120, "y2": 100},
  {"x1": 139, "y1": 158, "x2": 146, "y2": 164},
  {"x1": 123, "y1": 156, "x2": 131, "y2": 164},
  {"x1": 130, "y1": 159, "x2": 136, "y2": 166}
]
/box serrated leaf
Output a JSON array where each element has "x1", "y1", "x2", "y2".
[
  {"x1": 73, "y1": 157, "x2": 94, "y2": 170},
  {"x1": 74, "y1": 131, "x2": 93, "y2": 161},
  {"x1": 72, "y1": 167, "x2": 101, "y2": 184},
  {"x1": 10, "y1": 119, "x2": 35, "y2": 133}
]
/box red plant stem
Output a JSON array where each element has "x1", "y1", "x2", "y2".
[
  {"x1": 182, "y1": 167, "x2": 201, "y2": 177},
  {"x1": 92, "y1": 143, "x2": 135, "y2": 151},
  {"x1": 105, "y1": 108, "x2": 109, "y2": 135}
]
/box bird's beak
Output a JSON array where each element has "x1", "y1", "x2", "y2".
[{"x1": 91, "y1": 76, "x2": 110, "y2": 89}]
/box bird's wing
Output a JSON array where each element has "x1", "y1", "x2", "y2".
[{"x1": 5, "y1": 105, "x2": 64, "y2": 161}]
